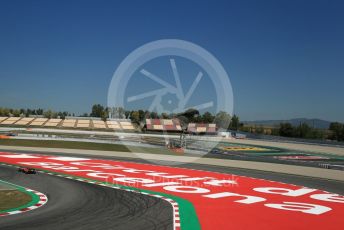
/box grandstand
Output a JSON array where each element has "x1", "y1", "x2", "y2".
[
  {"x1": 145, "y1": 119, "x2": 182, "y2": 131},
  {"x1": 187, "y1": 123, "x2": 217, "y2": 134},
  {"x1": 92, "y1": 120, "x2": 107, "y2": 129},
  {"x1": 106, "y1": 120, "x2": 135, "y2": 130},
  {"x1": 106, "y1": 120, "x2": 121, "y2": 129},
  {"x1": 62, "y1": 119, "x2": 76, "y2": 128},
  {"x1": 15, "y1": 117, "x2": 34, "y2": 125},
  {"x1": 144, "y1": 118, "x2": 218, "y2": 134},
  {"x1": 76, "y1": 119, "x2": 90, "y2": 128},
  {"x1": 1, "y1": 117, "x2": 21, "y2": 125},
  {"x1": 0, "y1": 116, "x2": 216, "y2": 134},
  {"x1": 44, "y1": 119, "x2": 62, "y2": 127},
  {"x1": 29, "y1": 118, "x2": 48, "y2": 126},
  {"x1": 0, "y1": 116, "x2": 135, "y2": 131}
]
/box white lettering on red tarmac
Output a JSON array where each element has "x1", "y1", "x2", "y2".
[
  {"x1": 21, "y1": 162, "x2": 63, "y2": 166},
  {"x1": 64, "y1": 169, "x2": 99, "y2": 172},
  {"x1": 254, "y1": 187, "x2": 317, "y2": 196},
  {"x1": 264, "y1": 202, "x2": 331, "y2": 215},
  {"x1": 87, "y1": 172, "x2": 125, "y2": 178},
  {"x1": 143, "y1": 182, "x2": 180, "y2": 187},
  {"x1": 203, "y1": 192, "x2": 266, "y2": 204},
  {"x1": 122, "y1": 169, "x2": 155, "y2": 173},
  {"x1": 0, "y1": 154, "x2": 40, "y2": 158},
  {"x1": 113, "y1": 177, "x2": 155, "y2": 184},
  {"x1": 0, "y1": 153, "x2": 340, "y2": 230},
  {"x1": 72, "y1": 162, "x2": 127, "y2": 170},
  {"x1": 310, "y1": 194, "x2": 344, "y2": 203},
  {"x1": 204, "y1": 179, "x2": 237, "y2": 186},
  {"x1": 17, "y1": 160, "x2": 340, "y2": 215},
  {"x1": 179, "y1": 177, "x2": 214, "y2": 181},
  {"x1": 47, "y1": 157, "x2": 90, "y2": 161}
]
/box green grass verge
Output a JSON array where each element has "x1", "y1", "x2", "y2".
[
  {"x1": 38, "y1": 168, "x2": 201, "y2": 230},
  {"x1": 0, "y1": 190, "x2": 32, "y2": 212},
  {"x1": 0, "y1": 179, "x2": 41, "y2": 213},
  {"x1": 0, "y1": 139, "x2": 177, "y2": 155}
]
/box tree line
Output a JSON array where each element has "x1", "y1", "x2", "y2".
[
  {"x1": 0, "y1": 107, "x2": 72, "y2": 119},
  {"x1": 0, "y1": 105, "x2": 242, "y2": 130},
  {"x1": 88, "y1": 105, "x2": 242, "y2": 130},
  {"x1": 2, "y1": 105, "x2": 343, "y2": 142},
  {"x1": 240, "y1": 121, "x2": 344, "y2": 142},
  {"x1": 328, "y1": 122, "x2": 344, "y2": 141}
]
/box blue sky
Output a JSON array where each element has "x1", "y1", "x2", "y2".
[{"x1": 0, "y1": 0, "x2": 343, "y2": 122}]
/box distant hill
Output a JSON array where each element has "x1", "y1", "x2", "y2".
[{"x1": 243, "y1": 118, "x2": 332, "y2": 129}]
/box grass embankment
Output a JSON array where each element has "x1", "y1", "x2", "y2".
[
  {"x1": 0, "y1": 190, "x2": 32, "y2": 212},
  {"x1": 0, "y1": 139, "x2": 177, "y2": 155}
]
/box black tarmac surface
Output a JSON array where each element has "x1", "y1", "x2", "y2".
[
  {"x1": 0, "y1": 148, "x2": 343, "y2": 230},
  {"x1": 0, "y1": 165, "x2": 173, "y2": 230}
]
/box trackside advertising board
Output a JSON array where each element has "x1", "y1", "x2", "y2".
[{"x1": 0, "y1": 152, "x2": 343, "y2": 230}]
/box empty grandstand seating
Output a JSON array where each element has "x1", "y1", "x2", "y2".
[
  {"x1": 0, "y1": 116, "x2": 136, "y2": 131},
  {"x1": 62, "y1": 119, "x2": 76, "y2": 128},
  {"x1": 119, "y1": 121, "x2": 135, "y2": 130},
  {"x1": 76, "y1": 119, "x2": 91, "y2": 128},
  {"x1": 15, "y1": 117, "x2": 34, "y2": 125},
  {"x1": 44, "y1": 119, "x2": 62, "y2": 127},
  {"x1": 1, "y1": 117, "x2": 21, "y2": 125},
  {"x1": 92, "y1": 120, "x2": 106, "y2": 129},
  {"x1": 106, "y1": 120, "x2": 121, "y2": 129},
  {"x1": 187, "y1": 123, "x2": 217, "y2": 134},
  {"x1": 145, "y1": 119, "x2": 182, "y2": 131},
  {"x1": 29, "y1": 118, "x2": 48, "y2": 126},
  {"x1": 105, "y1": 120, "x2": 135, "y2": 130}
]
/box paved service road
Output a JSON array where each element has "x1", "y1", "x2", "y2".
[{"x1": 0, "y1": 165, "x2": 173, "y2": 230}]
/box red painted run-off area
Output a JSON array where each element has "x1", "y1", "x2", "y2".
[{"x1": 0, "y1": 152, "x2": 343, "y2": 230}]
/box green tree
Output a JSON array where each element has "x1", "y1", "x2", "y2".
[
  {"x1": 101, "y1": 108, "x2": 109, "y2": 121},
  {"x1": 161, "y1": 112, "x2": 169, "y2": 119},
  {"x1": 25, "y1": 109, "x2": 32, "y2": 117},
  {"x1": 279, "y1": 123, "x2": 295, "y2": 137},
  {"x1": 329, "y1": 122, "x2": 343, "y2": 141},
  {"x1": 138, "y1": 110, "x2": 145, "y2": 121},
  {"x1": 340, "y1": 126, "x2": 344, "y2": 141},
  {"x1": 37, "y1": 108, "x2": 44, "y2": 115},
  {"x1": 177, "y1": 108, "x2": 200, "y2": 122},
  {"x1": 12, "y1": 109, "x2": 20, "y2": 117},
  {"x1": 130, "y1": 111, "x2": 140, "y2": 124},
  {"x1": 150, "y1": 112, "x2": 158, "y2": 119},
  {"x1": 229, "y1": 115, "x2": 240, "y2": 131},
  {"x1": 255, "y1": 125, "x2": 265, "y2": 134},
  {"x1": 90, "y1": 104, "x2": 105, "y2": 117},
  {"x1": 296, "y1": 123, "x2": 312, "y2": 138},
  {"x1": 20, "y1": 108, "x2": 26, "y2": 115},
  {"x1": 43, "y1": 110, "x2": 58, "y2": 119},
  {"x1": 58, "y1": 112, "x2": 65, "y2": 119},
  {"x1": 214, "y1": 111, "x2": 231, "y2": 129},
  {"x1": 202, "y1": 112, "x2": 214, "y2": 123}
]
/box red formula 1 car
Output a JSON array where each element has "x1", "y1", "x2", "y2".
[{"x1": 18, "y1": 167, "x2": 37, "y2": 174}]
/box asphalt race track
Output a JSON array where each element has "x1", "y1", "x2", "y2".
[
  {"x1": 0, "y1": 165, "x2": 173, "y2": 230},
  {"x1": 6, "y1": 149, "x2": 342, "y2": 194},
  {"x1": 0, "y1": 150, "x2": 343, "y2": 230}
]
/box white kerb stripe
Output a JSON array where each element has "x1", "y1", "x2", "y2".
[
  {"x1": 47, "y1": 157, "x2": 90, "y2": 161},
  {"x1": 0, "y1": 154, "x2": 40, "y2": 158}
]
